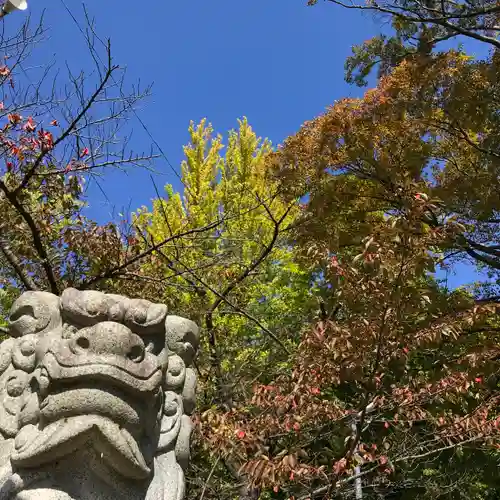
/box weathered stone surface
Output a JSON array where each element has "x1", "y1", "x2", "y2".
[{"x1": 0, "y1": 289, "x2": 199, "y2": 500}]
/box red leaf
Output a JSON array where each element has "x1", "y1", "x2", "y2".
[
  {"x1": 8, "y1": 113, "x2": 22, "y2": 125},
  {"x1": 22, "y1": 116, "x2": 36, "y2": 133},
  {"x1": 333, "y1": 458, "x2": 347, "y2": 475},
  {"x1": 38, "y1": 130, "x2": 54, "y2": 151},
  {"x1": 384, "y1": 421, "x2": 390, "y2": 429}
]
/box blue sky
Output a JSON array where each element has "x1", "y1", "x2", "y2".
[
  {"x1": 5, "y1": 0, "x2": 492, "y2": 289},
  {"x1": 17, "y1": 0, "x2": 378, "y2": 213}
]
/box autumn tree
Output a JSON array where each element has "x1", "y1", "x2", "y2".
[
  {"x1": 126, "y1": 119, "x2": 319, "y2": 498},
  {"x1": 2, "y1": 3, "x2": 500, "y2": 500},
  {"x1": 0, "y1": 10, "x2": 175, "y2": 334},
  {"x1": 195, "y1": 11, "x2": 500, "y2": 500},
  {"x1": 309, "y1": 0, "x2": 500, "y2": 86},
  {"x1": 277, "y1": 51, "x2": 500, "y2": 289},
  {"x1": 202, "y1": 191, "x2": 500, "y2": 498}
]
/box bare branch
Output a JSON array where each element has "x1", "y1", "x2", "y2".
[{"x1": 15, "y1": 40, "x2": 118, "y2": 193}]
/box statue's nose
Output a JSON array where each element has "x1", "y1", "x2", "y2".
[{"x1": 71, "y1": 321, "x2": 145, "y2": 363}]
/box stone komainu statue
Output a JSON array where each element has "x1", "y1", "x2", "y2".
[{"x1": 0, "y1": 289, "x2": 200, "y2": 500}]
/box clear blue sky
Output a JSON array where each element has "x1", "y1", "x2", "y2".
[
  {"x1": 7, "y1": 0, "x2": 491, "y2": 289},
  {"x1": 18, "y1": 0, "x2": 378, "y2": 213}
]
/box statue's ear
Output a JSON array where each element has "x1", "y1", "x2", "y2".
[
  {"x1": 0, "y1": 337, "x2": 15, "y2": 373},
  {"x1": 165, "y1": 316, "x2": 200, "y2": 366},
  {"x1": 0, "y1": 336, "x2": 38, "y2": 438},
  {"x1": 9, "y1": 291, "x2": 61, "y2": 338},
  {"x1": 1, "y1": 291, "x2": 61, "y2": 441},
  {"x1": 124, "y1": 299, "x2": 167, "y2": 336},
  {"x1": 0, "y1": 438, "x2": 15, "y2": 493},
  {"x1": 155, "y1": 315, "x2": 199, "y2": 486}
]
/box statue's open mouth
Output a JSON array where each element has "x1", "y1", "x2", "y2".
[
  {"x1": 10, "y1": 352, "x2": 164, "y2": 480},
  {"x1": 11, "y1": 413, "x2": 153, "y2": 479},
  {"x1": 39, "y1": 381, "x2": 159, "y2": 436}
]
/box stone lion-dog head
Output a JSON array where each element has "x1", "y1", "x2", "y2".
[{"x1": 0, "y1": 289, "x2": 199, "y2": 500}]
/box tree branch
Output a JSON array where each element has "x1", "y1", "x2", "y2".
[
  {"x1": 465, "y1": 238, "x2": 500, "y2": 258},
  {"x1": 0, "y1": 180, "x2": 59, "y2": 294},
  {"x1": 15, "y1": 39, "x2": 118, "y2": 194},
  {"x1": 78, "y1": 219, "x2": 225, "y2": 290},
  {"x1": 199, "y1": 198, "x2": 295, "y2": 390},
  {"x1": 323, "y1": 0, "x2": 500, "y2": 49},
  {"x1": 169, "y1": 254, "x2": 290, "y2": 354},
  {"x1": 0, "y1": 237, "x2": 38, "y2": 291},
  {"x1": 463, "y1": 246, "x2": 500, "y2": 270},
  {"x1": 205, "y1": 199, "x2": 295, "y2": 323}
]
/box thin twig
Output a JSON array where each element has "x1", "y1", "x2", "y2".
[
  {"x1": 77, "y1": 219, "x2": 225, "y2": 289},
  {"x1": 16, "y1": 40, "x2": 119, "y2": 193},
  {"x1": 169, "y1": 254, "x2": 290, "y2": 354},
  {"x1": 199, "y1": 454, "x2": 222, "y2": 500}
]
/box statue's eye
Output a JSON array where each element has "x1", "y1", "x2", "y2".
[{"x1": 142, "y1": 335, "x2": 163, "y2": 356}]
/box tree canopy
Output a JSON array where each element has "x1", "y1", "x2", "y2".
[{"x1": 1, "y1": 3, "x2": 500, "y2": 500}]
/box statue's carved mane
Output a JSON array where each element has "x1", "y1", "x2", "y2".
[{"x1": 0, "y1": 289, "x2": 199, "y2": 500}]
